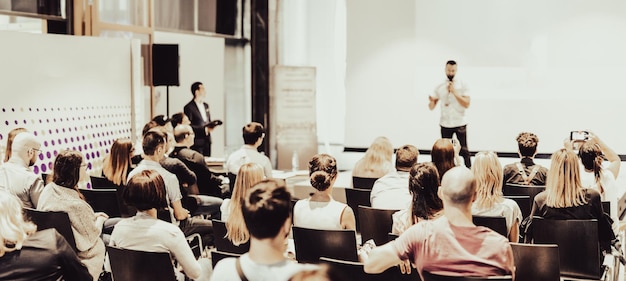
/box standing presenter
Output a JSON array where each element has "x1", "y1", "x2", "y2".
[{"x1": 428, "y1": 60, "x2": 471, "y2": 167}]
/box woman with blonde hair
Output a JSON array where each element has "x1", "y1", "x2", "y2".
[
  {"x1": 0, "y1": 189, "x2": 91, "y2": 280},
  {"x1": 529, "y1": 148, "x2": 615, "y2": 250},
  {"x1": 352, "y1": 136, "x2": 394, "y2": 179},
  {"x1": 471, "y1": 151, "x2": 522, "y2": 242},
  {"x1": 294, "y1": 154, "x2": 356, "y2": 230},
  {"x1": 221, "y1": 162, "x2": 265, "y2": 245},
  {"x1": 102, "y1": 138, "x2": 134, "y2": 186}
]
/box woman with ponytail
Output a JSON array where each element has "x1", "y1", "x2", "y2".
[
  {"x1": 391, "y1": 162, "x2": 443, "y2": 235},
  {"x1": 293, "y1": 154, "x2": 356, "y2": 230}
]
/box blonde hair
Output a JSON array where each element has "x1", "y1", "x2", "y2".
[
  {"x1": 353, "y1": 136, "x2": 393, "y2": 177},
  {"x1": 472, "y1": 151, "x2": 503, "y2": 209},
  {"x1": 226, "y1": 163, "x2": 264, "y2": 245},
  {"x1": 0, "y1": 190, "x2": 36, "y2": 257},
  {"x1": 102, "y1": 139, "x2": 133, "y2": 186},
  {"x1": 545, "y1": 149, "x2": 587, "y2": 208}
]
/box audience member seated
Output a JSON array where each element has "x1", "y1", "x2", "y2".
[
  {"x1": 171, "y1": 124, "x2": 224, "y2": 198},
  {"x1": 370, "y1": 145, "x2": 419, "y2": 210},
  {"x1": 212, "y1": 179, "x2": 317, "y2": 280},
  {"x1": 293, "y1": 154, "x2": 356, "y2": 230},
  {"x1": 110, "y1": 170, "x2": 211, "y2": 281},
  {"x1": 0, "y1": 189, "x2": 92, "y2": 281},
  {"x1": 578, "y1": 132, "x2": 621, "y2": 219},
  {"x1": 2, "y1": 127, "x2": 27, "y2": 163},
  {"x1": 471, "y1": 151, "x2": 522, "y2": 242},
  {"x1": 226, "y1": 122, "x2": 272, "y2": 178},
  {"x1": 363, "y1": 166, "x2": 514, "y2": 278},
  {"x1": 101, "y1": 138, "x2": 134, "y2": 187},
  {"x1": 222, "y1": 163, "x2": 264, "y2": 246},
  {"x1": 127, "y1": 130, "x2": 215, "y2": 248},
  {"x1": 0, "y1": 131, "x2": 45, "y2": 209},
  {"x1": 529, "y1": 147, "x2": 617, "y2": 251},
  {"x1": 37, "y1": 150, "x2": 108, "y2": 279},
  {"x1": 391, "y1": 162, "x2": 443, "y2": 235},
  {"x1": 431, "y1": 138, "x2": 462, "y2": 179},
  {"x1": 170, "y1": 112, "x2": 191, "y2": 129},
  {"x1": 502, "y1": 132, "x2": 548, "y2": 186},
  {"x1": 352, "y1": 136, "x2": 394, "y2": 181}
]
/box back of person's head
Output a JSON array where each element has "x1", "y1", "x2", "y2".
[
  {"x1": 142, "y1": 121, "x2": 160, "y2": 136},
  {"x1": 10, "y1": 131, "x2": 38, "y2": 156},
  {"x1": 52, "y1": 150, "x2": 83, "y2": 189},
  {"x1": 471, "y1": 151, "x2": 503, "y2": 209},
  {"x1": 409, "y1": 162, "x2": 442, "y2": 221},
  {"x1": 103, "y1": 138, "x2": 133, "y2": 186},
  {"x1": 173, "y1": 124, "x2": 194, "y2": 143},
  {"x1": 516, "y1": 132, "x2": 539, "y2": 157},
  {"x1": 191, "y1": 82, "x2": 203, "y2": 97},
  {"x1": 124, "y1": 170, "x2": 168, "y2": 211},
  {"x1": 578, "y1": 142, "x2": 602, "y2": 172},
  {"x1": 151, "y1": 115, "x2": 171, "y2": 127},
  {"x1": 439, "y1": 166, "x2": 476, "y2": 207},
  {"x1": 546, "y1": 149, "x2": 586, "y2": 208},
  {"x1": 289, "y1": 264, "x2": 347, "y2": 281},
  {"x1": 170, "y1": 112, "x2": 188, "y2": 128},
  {"x1": 431, "y1": 139, "x2": 456, "y2": 178},
  {"x1": 395, "y1": 145, "x2": 419, "y2": 171},
  {"x1": 4, "y1": 127, "x2": 27, "y2": 162},
  {"x1": 364, "y1": 136, "x2": 393, "y2": 164},
  {"x1": 142, "y1": 130, "x2": 166, "y2": 156},
  {"x1": 242, "y1": 122, "x2": 265, "y2": 145},
  {"x1": 309, "y1": 154, "x2": 338, "y2": 191},
  {"x1": 0, "y1": 189, "x2": 37, "y2": 257},
  {"x1": 242, "y1": 179, "x2": 291, "y2": 239},
  {"x1": 226, "y1": 163, "x2": 265, "y2": 245}
]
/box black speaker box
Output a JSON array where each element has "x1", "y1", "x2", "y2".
[{"x1": 152, "y1": 44, "x2": 180, "y2": 86}]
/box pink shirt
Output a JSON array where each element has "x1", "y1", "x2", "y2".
[{"x1": 393, "y1": 216, "x2": 514, "y2": 278}]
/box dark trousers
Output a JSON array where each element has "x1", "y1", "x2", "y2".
[{"x1": 441, "y1": 125, "x2": 471, "y2": 168}]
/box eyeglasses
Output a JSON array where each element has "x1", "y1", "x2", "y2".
[{"x1": 31, "y1": 148, "x2": 42, "y2": 155}]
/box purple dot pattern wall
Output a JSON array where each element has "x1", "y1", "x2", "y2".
[{"x1": 0, "y1": 105, "x2": 132, "y2": 178}]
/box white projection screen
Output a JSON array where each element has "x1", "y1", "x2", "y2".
[{"x1": 345, "y1": 0, "x2": 626, "y2": 155}]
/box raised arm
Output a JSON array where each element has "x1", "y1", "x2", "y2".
[{"x1": 588, "y1": 133, "x2": 620, "y2": 179}]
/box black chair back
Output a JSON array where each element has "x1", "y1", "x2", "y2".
[
  {"x1": 510, "y1": 242, "x2": 560, "y2": 281},
  {"x1": 89, "y1": 176, "x2": 118, "y2": 189},
  {"x1": 345, "y1": 188, "x2": 371, "y2": 231},
  {"x1": 532, "y1": 218, "x2": 602, "y2": 280},
  {"x1": 358, "y1": 206, "x2": 398, "y2": 246},
  {"x1": 502, "y1": 183, "x2": 544, "y2": 205},
  {"x1": 422, "y1": 271, "x2": 512, "y2": 281},
  {"x1": 602, "y1": 201, "x2": 610, "y2": 215},
  {"x1": 472, "y1": 216, "x2": 507, "y2": 237},
  {"x1": 211, "y1": 250, "x2": 241, "y2": 268},
  {"x1": 211, "y1": 219, "x2": 250, "y2": 254},
  {"x1": 23, "y1": 208, "x2": 78, "y2": 252},
  {"x1": 352, "y1": 176, "x2": 379, "y2": 189},
  {"x1": 292, "y1": 226, "x2": 358, "y2": 263},
  {"x1": 80, "y1": 188, "x2": 121, "y2": 217},
  {"x1": 503, "y1": 195, "x2": 530, "y2": 218},
  {"x1": 114, "y1": 186, "x2": 137, "y2": 218},
  {"x1": 320, "y1": 257, "x2": 421, "y2": 281},
  {"x1": 107, "y1": 245, "x2": 177, "y2": 281},
  {"x1": 227, "y1": 173, "x2": 237, "y2": 195}
]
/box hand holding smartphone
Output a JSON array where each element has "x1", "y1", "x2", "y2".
[{"x1": 570, "y1": 131, "x2": 589, "y2": 141}]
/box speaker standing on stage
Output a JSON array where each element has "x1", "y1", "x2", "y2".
[
  {"x1": 428, "y1": 60, "x2": 472, "y2": 168},
  {"x1": 184, "y1": 81, "x2": 222, "y2": 157}
]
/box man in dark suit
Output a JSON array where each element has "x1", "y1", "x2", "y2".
[{"x1": 184, "y1": 81, "x2": 217, "y2": 156}]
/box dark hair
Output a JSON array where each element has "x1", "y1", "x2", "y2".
[
  {"x1": 579, "y1": 142, "x2": 604, "y2": 189},
  {"x1": 309, "y1": 154, "x2": 338, "y2": 191},
  {"x1": 53, "y1": 150, "x2": 83, "y2": 191},
  {"x1": 151, "y1": 115, "x2": 171, "y2": 127},
  {"x1": 242, "y1": 179, "x2": 291, "y2": 239},
  {"x1": 446, "y1": 60, "x2": 457, "y2": 66},
  {"x1": 124, "y1": 170, "x2": 169, "y2": 211},
  {"x1": 395, "y1": 145, "x2": 419, "y2": 171},
  {"x1": 409, "y1": 162, "x2": 443, "y2": 221},
  {"x1": 516, "y1": 132, "x2": 539, "y2": 157},
  {"x1": 170, "y1": 112, "x2": 186, "y2": 128},
  {"x1": 142, "y1": 131, "x2": 166, "y2": 156},
  {"x1": 242, "y1": 122, "x2": 265, "y2": 145},
  {"x1": 191, "y1": 82, "x2": 203, "y2": 97},
  {"x1": 142, "y1": 121, "x2": 159, "y2": 136},
  {"x1": 431, "y1": 139, "x2": 455, "y2": 178}
]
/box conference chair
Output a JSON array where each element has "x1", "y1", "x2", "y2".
[
  {"x1": 345, "y1": 188, "x2": 371, "y2": 232},
  {"x1": 23, "y1": 208, "x2": 78, "y2": 252},
  {"x1": 292, "y1": 226, "x2": 358, "y2": 263},
  {"x1": 114, "y1": 186, "x2": 137, "y2": 218},
  {"x1": 211, "y1": 250, "x2": 241, "y2": 268},
  {"x1": 472, "y1": 215, "x2": 507, "y2": 237},
  {"x1": 532, "y1": 218, "x2": 616, "y2": 280},
  {"x1": 358, "y1": 206, "x2": 399, "y2": 246},
  {"x1": 503, "y1": 195, "x2": 531, "y2": 219},
  {"x1": 80, "y1": 188, "x2": 121, "y2": 217},
  {"x1": 421, "y1": 272, "x2": 512, "y2": 281},
  {"x1": 89, "y1": 175, "x2": 117, "y2": 189},
  {"x1": 107, "y1": 245, "x2": 177, "y2": 281},
  {"x1": 211, "y1": 219, "x2": 250, "y2": 254},
  {"x1": 352, "y1": 176, "x2": 379, "y2": 190},
  {"x1": 502, "y1": 183, "x2": 544, "y2": 205},
  {"x1": 510, "y1": 243, "x2": 560, "y2": 281},
  {"x1": 320, "y1": 257, "x2": 421, "y2": 281}
]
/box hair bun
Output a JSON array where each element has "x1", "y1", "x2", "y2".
[{"x1": 310, "y1": 171, "x2": 331, "y2": 191}]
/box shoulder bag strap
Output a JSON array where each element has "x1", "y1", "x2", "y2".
[
  {"x1": 515, "y1": 162, "x2": 530, "y2": 185},
  {"x1": 526, "y1": 166, "x2": 540, "y2": 185},
  {"x1": 235, "y1": 257, "x2": 249, "y2": 281}
]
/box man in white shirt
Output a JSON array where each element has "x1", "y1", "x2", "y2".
[
  {"x1": 370, "y1": 145, "x2": 419, "y2": 210},
  {"x1": 0, "y1": 131, "x2": 44, "y2": 208},
  {"x1": 428, "y1": 60, "x2": 472, "y2": 168},
  {"x1": 226, "y1": 122, "x2": 272, "y2": 178}
]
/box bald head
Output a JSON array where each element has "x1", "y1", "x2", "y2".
[
  {"x1": 439, "y1": 166, "x2": 476, "y2": 206},
  {"x1": 173, "y1": 124, "x2": 195, "y2": 146},
  {"x1": 10, "y1": 132, "x2": 40, "y2": 167}
]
